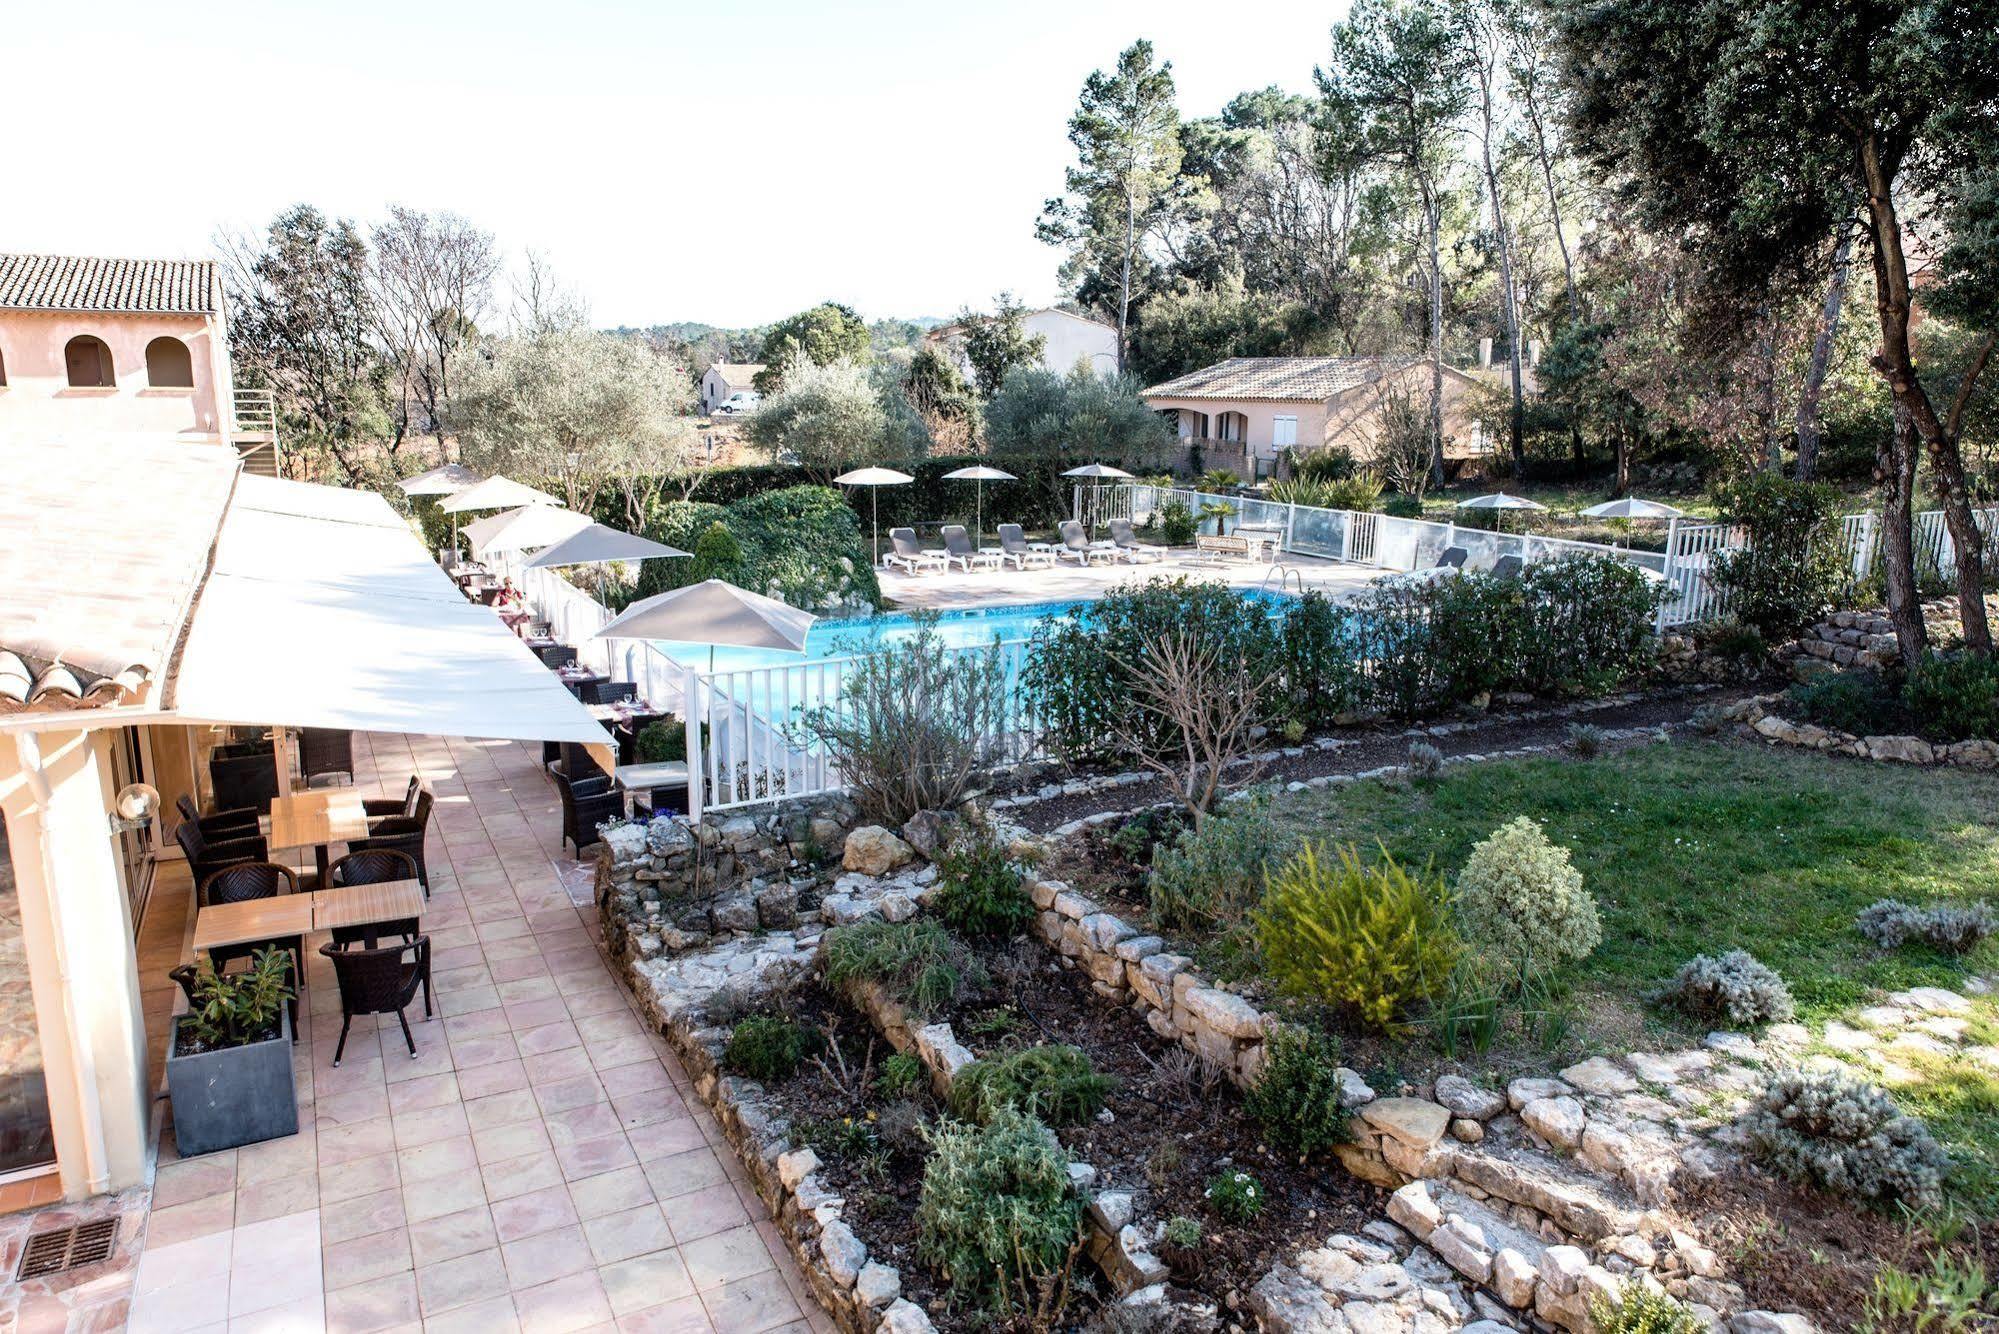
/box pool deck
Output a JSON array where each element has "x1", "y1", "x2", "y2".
[{"x1": 877, "y1": 547, "x2": 1386, "y2": 612}]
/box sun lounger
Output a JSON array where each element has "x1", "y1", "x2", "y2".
[
  {"x1": 1107, "y1": 518, "x2": 1165, "y2": 562},
  {"x1": 1056, "y1": 520, "x2": 1116, "y2": 566},
  {"x1": 1491, "y1": 554, "x2": 1524, "y2": 579},
  {"x1": 884, "y1": 527, "x2": 948, "y2": 575},
  {"x1": 941, "y1": 525, "x2": 1001, "y2": 572},
  {"x1": 996, "y1": 524, "x2": 1054, "y2": 569}
]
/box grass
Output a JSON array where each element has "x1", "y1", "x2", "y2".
[{"x1": 1256, "y1": 737, "x2": 1999, "y2": 1210}]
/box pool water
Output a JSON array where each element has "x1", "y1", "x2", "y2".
[{"x1": 653, "y1": 590, "x2": 1294, "y2": 674}]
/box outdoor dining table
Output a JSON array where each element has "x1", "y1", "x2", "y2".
[
  {"x1": 192, "y1": 895, "x2": 315, "y2": 956},
  {"x1": 264, "y1": 791, "x2": 374, "y2": 885},
  {"x1": 556, "y1": 666, "x2": 609, "y2": 697},
  {"x1": 312, "y1": 879, "x2": 425, "y2": 948},
  {"x1": 612, "y1": 760, "x2": 689, "y2": 816}
]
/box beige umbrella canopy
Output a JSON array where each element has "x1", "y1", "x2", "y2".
[
  {"x1": 833, "y1": 467, "x2": 915, "y2": 567},
  {"x1": 942, "y1": 464, "x2": 1017, "y2": 549},
  {"x1": 398, "y1": 463, "x2": 482, "y2": 497},
  {"x1": 594, "y1": 578, "x2": 815, "y2": 673},
  {"x1": 523, "y1": 525, "x2": 691, "y2": 569},
  {"x1": 465, "y1": 505, "x2": 593, "y2": 558},
  {"x1": 440, "y1": 475, "x2": 559, "y2": 514}
]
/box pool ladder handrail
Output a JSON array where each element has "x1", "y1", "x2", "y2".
[{"x1": 1259, "y1": 564, "x2": 1306, "y2": 596}]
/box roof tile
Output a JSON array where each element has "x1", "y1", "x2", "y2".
[
  {"x1": 1144, "y1": 356, "x2": 1413, "y2": 401},
  {"x1": 0, "y1": 254, "x2": 221, "y2": 315}
]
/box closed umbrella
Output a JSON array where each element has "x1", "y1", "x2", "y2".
[
  {"x1": 941, "y1": 465, "x2": 1017, "y2": 550},
  {"x1": 833, "y1": 467, "x2": 914, "y2": 568},
  {"x1": 398, "y1": 463, "x2": 482, "y2": 497},
  {"x1": 1062, "y1": 463, "x2": 1134, "y2": 538}
]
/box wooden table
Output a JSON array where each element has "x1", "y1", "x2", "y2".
[
  {"x1": 313, "y1": 880, "x2": 424, "y2": 938},
  {"x1": 193, "y1": 896, "x2": 314, "y2": 955},
  {"x1": 265, "y1": 791, "x2": 373, "y2": 851}
]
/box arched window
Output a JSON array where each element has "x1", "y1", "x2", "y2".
[
  {"x1": 145, "y1": 336, "x2": 194, "y2": 388},
  {"x1": 64, "y1": 335, "x2": 114, "y2": 388}
]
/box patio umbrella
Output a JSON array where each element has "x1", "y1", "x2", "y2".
[
  {"x1": 1062, "y1": 463, "x2": 1135, "y2": 538},
  {"x1": 833, "y1": 467, "x2": 914, "y2": 568},
  {"x1": 1456, "y1": 492, "x2": 1549, "y2": 512},
  {"x1": 594, "y1": 578, "x2": 815, "y2": 671},
  {"x1": 523, "y1": 524, "x2": 691, "y2": 569},
  {"x1": 941, "y1": 464, "x2": 1017, "y2": 550},
  {"x1": 397, "y1": 463, "x2": 482, "y2": 497},
  {"x1": 466, "y1": 505, "x2": 593, "y2": 559},
  {"x1": 1579, "y1": 497, "x2": 1688, "y2": 520},
  {"x1": 440, "y1": 475, "x2": 559, "y2": 514}
]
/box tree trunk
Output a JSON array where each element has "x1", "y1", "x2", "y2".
[
  {"x1": 1753, "y1": 303, "x2": 1781, "y2": 472},
  {"x1": 1614, "y1": 430, "x2": 1630, "y2": 495},
  {"x1": 1521, "y1": 90, "x2": 1579, "y2": 326},
  {"x1": 1118, "y1": 189, "x2": 1135, "y2": 376},
  {"x1": 1475, "y1": 59, "x2": 1526, "y2": 477},
  {"x1": 1795, "y1": 226, "x2": 1854, "y2": 482},
  {"x1": 1878, "y1": 399, "x2": 1928, "y2": 662},
  {"x1": 1424, "y1": 182, "x2": 1447, "y2": 490},
  {"x1": 1861, "y1": 135, "x2": 1991, "y2": 654}
]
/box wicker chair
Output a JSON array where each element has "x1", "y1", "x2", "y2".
[
  {"x1": 195, "y1": 861, "x2": 303, "y2": 1031},
  {"x1": 548, "y1": 762, "x2": 621, "y2": 855},
  {"x1": 324, "y1": 850, "x2": 420, "y2": 946},
  {"x1": 538, "y1": 644, "x2": 577, "y2": 670},
  {"x1": 299, "y1": 729, "x2": 354, "y2": 788},
  {"x1": 175, "y1": 793, "x2": 260, "y2": 841},
  {"x1": 362, "y1": 776, "x2": 423, "y2": 822},
  {"x1": 209, "y1": 742, "x2": 279, "y2": 815},
  {"x1": 319, "y1": 937, "x2": 432, "y2": 1066},
  {"x1": 173, "y1": 818, "x2": 269, "y2": 892},
  {"x1": 581, "y1": 680, "x2": 636, "y2": 707},
  {"x1": 351, "y1": 792, "x2": 434, "y2": 897}
]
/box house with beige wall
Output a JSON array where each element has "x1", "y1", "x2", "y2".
[
  {"x1": 0, "y1": 254, "x2": 278, "y2": 475},
  {"x1": 700, "y1": 361, "x2": 765, "y2": 414},
  {"x1": 1143, "y1": 356, "x2": 1493, "y2": 479},
  {"x1": 925, "y1": 306, "x2": 1120, "y2": 382}
]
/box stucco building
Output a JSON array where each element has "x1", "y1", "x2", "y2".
[
  {"x1": 699, "y1": 361, "x2": 765, "y2": 414},
  {"x1": 925, "y1": 306, "x2": 1120, "y2": 383},
  {"x1": 1142, "y1": 356, "x2": 1493, "y2": 479},
  {"x1": 0, "y1": 254, "x2": 278, "y2": 475}
]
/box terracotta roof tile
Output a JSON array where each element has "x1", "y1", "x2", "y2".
[
  {"x1": 0, "y1": 254, "x2": 221, "y2": 315},
  {"x1": 1144, "y1": 356, "x2": 1413, "y2": 401}
]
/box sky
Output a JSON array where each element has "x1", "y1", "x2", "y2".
[{"x1": 11, "y1": 1, "x2": 1345, "y2": 329}]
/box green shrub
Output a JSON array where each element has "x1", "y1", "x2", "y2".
[
  {"x1": 1294, "y1": 449, "x2": 1356, "y2": 482},
  {"x1": 915, "y1": 1109, "x2": 1084, "y2": 1310},
  {"x1": 1650, "y1": 950, "x2": 1794, "y2": 1025},
  {"x1": 1160, "y1": 500, "x2": 1197, "y2": 546},
  {"x1": 633, "y1": 720, "x2": 685, "y2": 764},
  {"x1": 1321, "y1": 473, "x2": 1385, "y2": 513},
  {"x1": 822, "y1": 919, "x2": 987, "y2": 1018},
  {"x1": 1406, "y1": 740, "x2": 1444, "y2": 781},
  {"x1": 1787, "y1": 668, "x2": 1906, "y2": 735},
  {"x1": 1148, "y1": 799, "x2": 1277, "y2": 932},
  {"x1": 1107, "y1": 808, "x2": 1185, "y2": 867},
  {"x1": 1905, "y1": 651, "x2": 1999, "y2": 741},
  {"x1": 1454, "y1": 817, "x2": 1601, "y2": 975},
  {"x1": 1744, "y1": 1069, "x2": 1949, "y2": 1207},
  {"x1": 1279, "y1": 591, "x2": 1366, "y2": 729},
  {"x1": 1204, "y1": 1169, "x2": 1265, "y2": 1222},
  {"x1": 177, "y1": 948, "x2": 293, "y2": 1052},
  {"x1": 1709, "y1": 472, "x2": 1847, "y2": 640},
  {"x1": 1162, "y1": 1215, "x2": 1203, "y2": 1249},
  {"x1": 876, "y1": 1051, "x2": 927, "y2": 1099},
  {"x1": 1267, "y1": 478, "x2": 1339, "y2": 508},
  {"x1": 1243, "y1": 1026, "x2": 1349, "y2": 1157},
  {"x1": 1857, "y1": 899, "x2": 1998, "y2": 954},
  {"x1": 1519, "y1": 555, "x2": 1662, "y2": 692},
  {"x1": 724, "y1": 1015, "x2": 821, "y2": 1082},
  {"x1": 934, "y1": 828, "x2": 1033, "y2": 940},
  {"x1": 949, "y1": 1045, "x2": 1114, "y2": 1127},
  {"x1": 1587, "y1": 1281, "x2": 1704, "y2": 1334},
  {"x1": 1382, "y1": 494, "x2": 1424, "y2": 519},
  {"x1": 1257, "y1": 842, "x2": 1460, "y2": 1031}
]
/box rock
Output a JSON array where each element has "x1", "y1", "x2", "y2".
[
  {"x1": 777, "y1": 1147, "x2": 820, "y2": 1189},
  {"x1": 819, "y1": 1218, "x2": 866, "y2": 1287},
  {"x1": 1539, "y1": 1245, "x2": 1590, "y2": 1296},
  {"x1": 1492, "y1": 1247, "x2": 1537, "y2": 1308},
  {"x1": 709, "y1": 891, "x2": 758, "y2": 934},
  {"x1": 1521, "y1": 1096, "x2": 1587, "y2": 1151},
  {"x1": 1081, "y1": 912, "x2": 1138, "y2": 952},
  {"x1": 1338, "y1": 1264, "x2": 1415, "y2": 1302},
  {"x1": 876, "y1": 1298, "x2": 936, "y2": 1333},
  {"x1": 1451, "y1": 1117, "x2": 1485, "y2": 1143},
  {"x1": 855, "y1": 1261, "x2": 901, "y2": 1307},
  {"x1": 1435, "y1": 1074, "x2": 1507, "y2": 1120},
  {"x1": 1387, "y1": 1181, "x2": 1442, "y2": 1237},
  {"x1": 1704, "y1": 1032, "x2": 1759, "y2": 1059},
  {"x1": 754, "y1": 886, "x2": 797, "y2": 929},
  {"x1": 1508, "y1": 1077, "x2": 1572, "y2": 1109},
  {"x1": 878, "y1": 893, "x2": 918, "y2": 923},
  {"x1": 1429, "y1": 1218, "x2": 1495, "y2": 1284},
  {"x1": 1249, "y1": 1263, "x2": 1343, "y2": 1333},
  {"x1": 1089, "y1": 1190, "x2": 1134, "y2": 1232},
  {"x1": 843, "y1": 825, "x2": 915, "y2": 875},
  {"x1": 1336, "y1": 1067, "x2": 1377, "y2": 1107},
  {"x1": 1182, "y1": 986, "x2": 1265, "y2": 1040},
  {"x1": 1360, "y1": 1097, "x2": 1452, "y2": 1149},
  {"x1": 899, "y1": 809, "x2": 959, "y2": 859},
  {"x1": 1560, "y1": 1057, "x2": 1639, "y2": 1095},
  {"x1": 1115, "y1": 934, "x2": 1164, "y2": 962},
  {"x1": 1730, "y1": 1313, "x2": 1817, "y2": 1334}
]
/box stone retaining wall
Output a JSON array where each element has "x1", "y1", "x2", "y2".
[{"x1": 1723, "y1": 694, "x2": 1999, "y2": 769}]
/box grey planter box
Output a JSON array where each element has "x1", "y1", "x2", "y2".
[{"x1": 165, "y1": 1010, "x2": 297, "y2": 1156}]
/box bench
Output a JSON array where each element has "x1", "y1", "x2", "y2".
[{"x1": 1195, "y1": 533, "x2": 1252, "y2": 561}]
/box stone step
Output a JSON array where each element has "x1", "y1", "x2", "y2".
[{"x1": 1447, "y1": 1141, "x2": 1646, "y2": 1243}]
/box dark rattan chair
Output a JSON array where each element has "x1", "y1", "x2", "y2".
[
  {"x1": 324, "y1": 850, "x2": 420, "y2": 946},
  {"x1": 538, "y1": 644, "x2": 577, "y2": 670},
  {"x1": 362, "y1": 776, "x2": 422, "y2": 821},
  {"x1": 195, "y1": 861, "x2": 303, "y2": 1033},
  {"x1": 175, "y1": 793, "x2": 260, "y2": 840},
  {"x1": 174, "y1": 818, "x2": 269, "y2": 892},
  {"x1": 351, "y1": 791, "x2": 434, "y2": 896},
  {"x1": 209, "y1": 743, "x2": 279, "y2": 815},
  {"x1": 547, "y1": 762, "x2": 621, "y2": 855},
  {"x1": 319, "y1": 937, "x2": 432, "y2": 1066},
  {"x1": 299, "y1": 729, "x2": 354, "y2": 787},
  {"x1": 580, "y1": 680, "x2": 636, "y2": 707}
]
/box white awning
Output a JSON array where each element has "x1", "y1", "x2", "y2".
[{"x1": 174, "y1": 475, "x2": 615, "y2": 772}]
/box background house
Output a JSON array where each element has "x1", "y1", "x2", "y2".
[
  {"x1": 0, "y1": 254, "x2": 278, "y2": 476},
  {"x1": 925, "y1": 306, "x2": 1120, "y2": 381},
  {"x1": 700, "y1": 361, "x2": 765, "y2": 414},
  {"x1": 1142, "y1": 356, "x2": 1492, "y2": 479}
]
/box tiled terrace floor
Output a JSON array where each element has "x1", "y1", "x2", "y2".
[{"x1": 125, "y1": 734, "x2": 831, "y2": 1334}]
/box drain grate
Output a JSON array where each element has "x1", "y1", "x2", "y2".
[{"x1": 17, "y1": 1218, "x2": 119, "y2": 1280}]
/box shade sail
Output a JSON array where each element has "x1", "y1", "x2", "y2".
[
  {"x1": 594, "y1": 580, "x2": 813, "y2": 652},
  {"x1": 524, "y1": 525, "x2": 690, "y2": 569},
  {"x1": 440, "y1": 475, "x2": 558, "y2": 513},
  {"x1": 175, "y1": 475, "x2": 615, "y2": 772},
  {"x1": 398, "y1": 463, "x2": 482, "y2": 497},
  {"x1": 466, "y1": 505, "x2": 593, "y2": 557}
]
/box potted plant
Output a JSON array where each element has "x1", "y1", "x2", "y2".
[{"x1": 165, "y1": 948, "x2": 298, "y2": 1156}]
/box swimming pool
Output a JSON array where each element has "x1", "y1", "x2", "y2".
[{"x1": 652, "y1": 590, "x2": 1296, "y2": 673}]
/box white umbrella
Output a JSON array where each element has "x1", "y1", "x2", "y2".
[
  {"x1": 1062, "y1": 463, "x2": 1134, "y2": 539},
  {"x1": 440, "y1": 475, "x2": 560, "y2": 514},
  {"x1": 398, "y1": 463, "x2": 482, "y2": 497},
  {"x1": 594, "y1": 578, "x2": 815, "y2": 671},
  {"x1": 467, "y1": 505, "x2": 593, "y2": 558},
  {"x1": 1457, "y1": 492, "x2": 1549, "y2": 512},
  {"x1": 1579, "y1": 497, "x2": 1688, "y2": 520},
  {"x1": 524, "y1": 525, "x2": 691, "y2": 569},
  {"x1": 833, "y1": 467, "x2": 914, "y2": 568},
  {"x1": 941, "y1": 464, "x2": 1017, "y2": 550}
]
